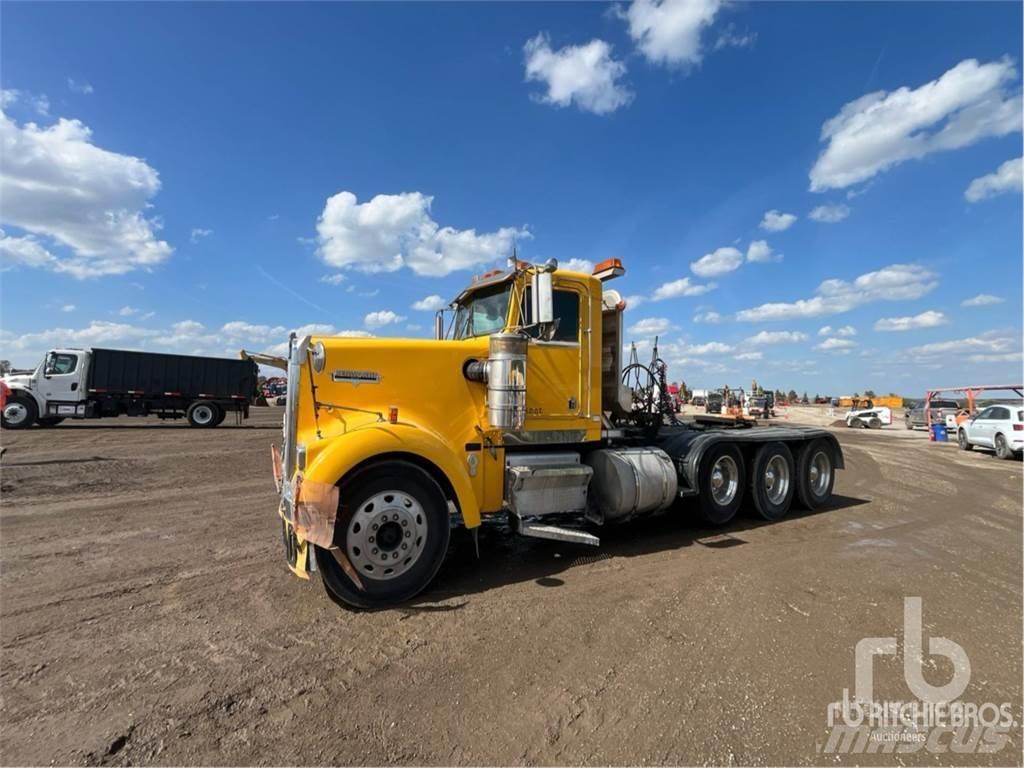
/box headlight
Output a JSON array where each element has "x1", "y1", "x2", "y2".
[{"x1": 311, "y1": 341, "x2": 326, "y2": 373}]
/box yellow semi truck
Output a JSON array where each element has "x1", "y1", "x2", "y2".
[{"x1": 272, "y1": 258, "x2": 843, "y2": 609}]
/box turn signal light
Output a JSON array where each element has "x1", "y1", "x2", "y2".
[{"x1": 592, "y1": 258, "x2": 625, "y2": 282}]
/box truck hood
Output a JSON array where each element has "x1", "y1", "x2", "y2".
[{"x1": 2, "y1": 374, "x2": 32, "y2": 389}]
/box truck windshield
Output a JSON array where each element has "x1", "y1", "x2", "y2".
[{"x1": 453, "y1": 284, "x2": 510, "y2": 339}]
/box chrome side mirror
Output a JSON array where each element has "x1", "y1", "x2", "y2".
[{"x1": 434, "y1": 311, "x2": 445, "y2": 340}]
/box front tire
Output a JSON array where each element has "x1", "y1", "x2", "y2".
[
  {"x1": 318, "y1": 462, "x2": 451, "y2": 609},
  {"x1": 2, "y1": 397, "x2": 38, "y2": 430},
  {"x1": 795, "y1": 439, "x2": 835, "y2": 510},
  {"x1": 957, "y1": 429, "x2": 973, "y2": 451},
  {"x1": 696, "y1": 444, "x2": 745, "y2": 525},
  {"x1": 848, "y1": 417, "x2": 863, "y2": 429},
  {"x1": 749, "y1": 442, "x2": 795, "y2": 521},
  {"x1": 186, "y1": 401, "x2": 220, "y2": 428},
  {"x1": 36, "y1": 416, "x2": 65, "y2": 427}
]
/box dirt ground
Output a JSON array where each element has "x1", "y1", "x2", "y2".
[{"x1": 1, "y1": 407, "x2": 1021, "y2": 766}]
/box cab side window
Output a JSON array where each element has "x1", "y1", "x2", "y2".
[
  {"x1": 45, "y1": 353, "x2": 78, "y2": 375},
  {"x1": 523, "y1": 288, "x2": 581, "y2": 343}
]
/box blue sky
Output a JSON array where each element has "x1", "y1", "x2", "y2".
[{"x1": 1, "y1": 1, "x2": 1021, "y2": 394}]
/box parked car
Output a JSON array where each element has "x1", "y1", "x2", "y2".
[
  {"x1": 956, "y1": 405, "x2": 1023, "y2": 459},
  {"x1": 904, "y1": 398, "x2": 961, "y2": 429},
  {"x1": 705, "y1": 393, "x2": 723, "y2": 414}
]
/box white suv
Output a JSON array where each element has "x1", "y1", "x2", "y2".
[{"x1": 956, "y1": 405, "x2": 1024, "y2": 459}]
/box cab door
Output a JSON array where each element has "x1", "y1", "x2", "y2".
[
  {"x1": 523, "y1": 285, "x2": 588, "y2": 428},
  {"x1": 41, "y1": 351, "x2": 85, "y2": 403}
]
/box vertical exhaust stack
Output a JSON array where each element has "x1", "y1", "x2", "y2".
[{"x1": 486, "y1": 333, "x2": 528, "y2": 430}]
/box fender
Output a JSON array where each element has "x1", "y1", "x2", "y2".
[
  {"x1": 304, "y1": 421, "x2": 482, "y2": 528},
  {"x1": 5, "y1": 386, "x2": 43, "y2": 411}
]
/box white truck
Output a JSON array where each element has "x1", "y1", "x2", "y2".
[{"x1": 1, "y1": 347, "x2": 258, "y2": 429}]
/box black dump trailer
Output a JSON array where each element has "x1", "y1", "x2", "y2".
[{"x1": 87, "y1": 348, "x2": 258, "y2": 427}]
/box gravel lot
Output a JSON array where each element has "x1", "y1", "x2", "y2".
[{"x1": 1, "y1": 407, "x2": 1020, "y2": 766}]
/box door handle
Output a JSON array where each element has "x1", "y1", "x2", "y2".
[{"x1": 71, "y1": 382, "x2": 78, "y2": 391}]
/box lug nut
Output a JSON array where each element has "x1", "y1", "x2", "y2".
[
  {"x1": 369, "y1": 536, "x2": 375, "y2": 543},
  {"x1": 405, "y1": 531, "x2": 411, "y2": 538},
  {"x1": 372, "y1": 548, "x2": 378, "y2": 555}
]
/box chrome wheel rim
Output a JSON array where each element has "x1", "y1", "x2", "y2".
[
  {"x1": 193, "y1": 404, "x2": 214, "y2": 424},
  {"x1": 347, "y1": 490, "x2": 428, "y2": 581},
  {"x1": 3, "y1": 402, "x2": 29, "y2": 425},
  {"x1": 764, "y1": 454, "x2": 790, "y2": 505},
  {"x1": 809, "y1": 451, "x2": 831, "y2": 496},
  {"x1": 709, "y1": 455, "x2": 739, "y2": 506}
]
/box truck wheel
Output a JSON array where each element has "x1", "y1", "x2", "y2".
[
  {"x1": 211, "y1": 407, "x2": 227, "y2": 427},
  {"x1": 795, "y1": 439, "x2": 835, "y2": 510},
  {"x1": 36, "y1": 417, "x2": 65, "y2": 427},
  {"x1": 2, "y1": 397, "x2": 38, "y2": 430},
  {"x1": 186, "y1": 401, "x2": 219, "y2": 428},
  {"x1": 994, "y1": 434, "x2": 1014, "y2": 460},
  {"x1": 749, "y1": 442, "x2": 794, "y2": 521},
  {"x1": 318, "y1": 461, "x2": 451, "y2": 609},
  {"x1": 696, "y1": 444, "x2": 745, "y2": 525},
  {"x1": 957, "y1": 429, "x2": 973, "y2": 451}
]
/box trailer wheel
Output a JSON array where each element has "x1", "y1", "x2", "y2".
[
  {"x1": 36, "y1": 417, "x2": 65, "y2": 427},
  {"x1": 749, "y1": 442, "x2": 794, "y2": 521},
  {"x1": 795, "y1": 439, "x2": 835, "y2": 510},
  {"x1": 186, "y1": 401, "x2": 219, "y2": 428},
  {"x1": 696, "y1": 444, "x2": 745, "y2": 525},
  {"x1": 318, "y1": 461, "x2": 451, "y2": 610},
  {"x1": 2, "y1": 396, "x2": 38, "y2": 430}
]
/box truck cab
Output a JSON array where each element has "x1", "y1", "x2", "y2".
[{"x1": 2, "y1": 349, "x2": 89, "y2": 428}]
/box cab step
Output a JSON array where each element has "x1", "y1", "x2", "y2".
[{"x1": 517, "y1": 521, "x2": 600, "y2": 547}]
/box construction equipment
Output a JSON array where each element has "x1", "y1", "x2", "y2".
[{"x1": 272, "y1": 257, "x2": 844, "y2": 609}]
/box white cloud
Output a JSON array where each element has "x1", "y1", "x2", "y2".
[
  {"x1": 627, "y1": 317, "x2": 672, "y2": 337},
  {"x1": 561, "y1": 257, "x2": 594, "y2": 273},
  {"x1": 0, "y1": 110, "x2": 172, "y2": 278},
  {"x1": 67, "y1": 78, "x2": 94, "y2": 95},
  {"x1": 622, "y1": 0, "x2": 723, "y2": 68},
  {"x1": 714, "y1": 25, "x2": 756, "y2": 51},
  {"x1": 364, "y1": 309, "x2": 406, "y2": 329},
  {"x1": 694, "y1": 310, "x2": 721, "y2": 323},
  {"x1": 684, "y1": 341, "x2": 733, "y2": 355},
  {"x1": 908, "y1": 330, "x2": 1020, "y2": 362},
  {"x1": 874, "y1": 310, "x2": 947, "y2": 332},
  {"x1": 961, "y1": 293, "x2": 1005, "y2": 307},
  {"x1": 743, "y1": 330, "x2": 807, "y2": 345},
  {"x1": 0, "y1": 90, "x2": 18, "y2": 109},
  {"x1": 808, "y1": 203, "x2": 850, "y2": 223},
  {"x1": 818, "y1": 325, "x2": 833, "y2": 336},
  {"x1": 734, "y1": 351, "x2": 762, "y2": 361},
  {"x1": 652, "y1": 276, "x2": 716, "y2": 300},
  {"x1": 690, "y1": 246, "x2": 743, "y2": 277},
  {"x1": 61, "y1": 304, "x2": 76, "y2": 312},
  {"x1": 523, "y1": 33, "x2": 633, "y2": 115},
  {"x1": 118, "y1": 305, "x2": 140, "y2": 317},
  {"x1": 737, "y1": 264, "x2": 937, "y2": 322},
  {"x1": 190, "y1": 228, "x2": 213, "y2": 243},
  {"x1": 816, "y1": 337, "x2": 857, "y2": 352},
  {"x1": 759, "y1": 210, "x2": 797, "y2": 232},
  {"x1": 622, "y1": 294, "x2": 647, "y2": 309},
  {"x1": 746, "y1": 239, "x2": 781, "y2": 263},
  {"x1": 810, "y1": 58, "x2": 1023, "y2": 191},
  {"x1": 320, "y1": 273, "x2": 347, "y2": 285},
  {"x1": 412, "y1": 294, "x2": 447, "y2": 312},
  {"x1": 315, "y1": 191, "x2": 526, "y2": 277},
  {"x1": 965, "y1": 156, "x2": 1023, "y2": 202}
]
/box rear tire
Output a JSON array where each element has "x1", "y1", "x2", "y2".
[
  {"x1": 696, "y1": 444, "x2": 745, "y2": 525},
  {"x1": 749, "y1": 442, "x2": 795, "y2": 521},
  {"x1": 186, "y1": 401, "x2": 220, "y2": 428},
  {"x1": 795, "y1": 439, "x2": 835, "y2": 510},
  {"x1": 36, "y1": 416, "x2": 65, "y2": 427},
  {"x1": 867, "y1": 417, "x2": 882, "y2": 430},
  {"x1": 318, "y1": 462, "x2": 451, "y2": 609},
  {"x1": 2, "y1": 397, "x2": 38, "y2": 430},
  {"x1": 957, "y1": 429, "x2": 973, "y2": 451},
  {"x1": 995, "y1": 434, "x2": 1014, "y2": 460},
  {"x1": 211, "y1": 407, "x2": 227, "y2": 427}
]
